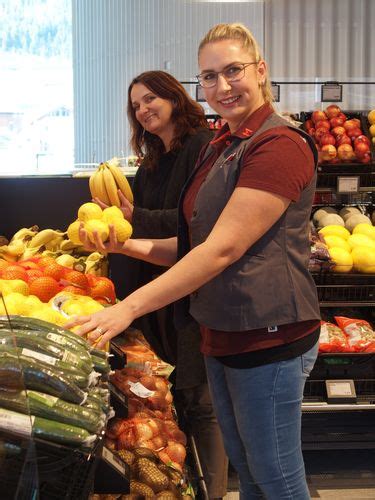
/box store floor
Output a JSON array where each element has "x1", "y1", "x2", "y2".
[{"x1": 223, "y1": 450, "x2": 375, "y2": 499}]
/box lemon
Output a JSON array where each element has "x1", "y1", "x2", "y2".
[
  {"x1": 347, "y1": 234, "x2": 375, "y2": 250},
  {"x1": 0, "y1": 292, "x2": 23, "y2": 314},
  {"x1": 102, "y1": 206, "x2": 124, "y2": 223},
  {"x1": 78, "y1": 202, "x2": 103, "y2": 222},
  {"x1": 80, "y1": 301, "x2": 104, "y2": 314},
  {"x1": 352, "y1": 246, "x2": 375, "y2": 273},
  {"x1": 369, "y1": 124, "x2": 375, "y2": 137},
  {"x1": 319, "y1": 225, "x2": 350, "y2": 240},
  {"x1": 1, "y1": 279, "x2": 29, "y2": 296},
  {"x1": 328, "y1": 247, "x2": 353, "y2": 273},
  {"x1": 111, "y1": 218, "x2": 133, "y2": 242},
  {"x1": 352, "y1": 223, "x2": 375, "y2": 241},
  {"x1": 62, "y1": 301, "x2": 84, "y2": 317},
  {"x1": 67, "y1": 220, "x2": 82, "y2": 245},
  {"x1": 84, "y1": 219, "x2": 109, "y2": 243},
  {"x1": 30, "y1": 307, "x2": 66, "y2": 326},
  {"x1": 368, "y1": 109, "x2": 375, "y2": 126},
  {"x1": 323, "y1": 235, "x2": 351, "y2": 252}
]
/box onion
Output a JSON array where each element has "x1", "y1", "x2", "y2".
[
  {"x1": 134, "y1": 421, "x2": 154, "y2": 441},
  {"x1": 164, "y1": 440, "x2": 186, "y2": 465}
]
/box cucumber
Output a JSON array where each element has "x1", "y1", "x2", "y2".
[
  {"x1": 91, "y1": 354, "x2": 111, "y2": 374},
  {"x1": 0, "y1": 354, "x2": 87, "y2": 404},
  {"x1": 0, "y1": 329, "x2": 93, "y2": 374},
  {"x1": 90, "y1": 347, "x2": 109, "y2": 359},
  {"x1": 0, "y1": 390, "x2": 104, "y2": 434},
  {"x1": 0, "y1": 316, "x2": 90, "y2": 349}
]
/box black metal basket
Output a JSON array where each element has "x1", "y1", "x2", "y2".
[
  {"x1": 312, "y1": 272, "x2": 375, "y2": 304},
  {"x1": 0, "y1": 432, "x2": 99, "y2": 500}
]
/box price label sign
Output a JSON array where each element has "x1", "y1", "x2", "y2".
[
  {"x1": 337, "y1": 176, "x2": 360, "y2": 193},
  {"x1": 321, "y1": 83, "x2": 343, "y2": 102},
  {"x1": 271, "y1": 83, "x2": 280, "y2": 102},
  {"x1": 325, "y1": 379, "x2": 356, "y2": 404},
  {"x1": 102, "y1": 446, "x2": 127, "y2": 476}
]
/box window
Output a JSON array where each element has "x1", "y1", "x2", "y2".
[{"x1": 0, "y1": 0, "x2": 73, "y2": 174}]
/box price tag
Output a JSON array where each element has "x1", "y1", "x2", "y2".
[
  {"x1": 337, "y1": 176, "x2": 359, "y2": 193},
  {"x1": 325, "y1": 379, "x2": 356, "y2": 403},
  {"x1": 102, "y1": 446, "x2": 127, "y2": 476},
  {"x1": 321, "y1": 83, "x2": 343, "y2": 102},
  {"x1": 271, "y1": 83, "x2": 280, "y2": 102}
]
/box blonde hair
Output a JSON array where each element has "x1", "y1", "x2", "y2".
[{"x1": 198, "y1": 23, "x2": 274, "y2": 106}]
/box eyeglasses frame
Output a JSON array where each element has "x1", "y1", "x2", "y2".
[{"x1": 196, "y1": 61, "x2": 259, "y2": 88}]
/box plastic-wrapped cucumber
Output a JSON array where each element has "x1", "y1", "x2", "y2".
[
  {"x1": 90, "y1": 347, "x2": 109, "y2": 360},
  {"x1": 0, "y1": 390, "x2": 105, "y2": 434},
  {"x1": 0, "y1": 354, "x2": 87, "y2": 404},
  {"x1": 91, "y1": 354, "x2": 111, "y2": 374},
  {"x1": 0, "y1": 408, "x2": 96, "y2": 448},
  {"x1": 0, "y1": 330, "x2": 93, "y2": 374},
  {"x1": 0, "y1": 316, "x2": 90, "y2": 349}
]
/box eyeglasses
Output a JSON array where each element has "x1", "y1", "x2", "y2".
[{"x1": 196, "y1": 62, "x2": 258, "y2": 88}]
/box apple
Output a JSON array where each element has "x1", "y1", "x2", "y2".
[
  {"x1": 343, "y1": 119, "x2": 359, "y2": 132},
  {"x1": 330, "y1": 116, "x2": 345, "y2": 128},
  {"x1": 331, "y1": 126, "x2": 346, "y2": 137},
  {"x1": 354, "y1": 141, "x2": 370, "y2": 159},
  {"x1": 354, "y1": 135, "x2": 370, "y2": 148},
  {"x1": 304, "y1": 119, "x2": 314, "y2": 131},
  {"x1": 320, "y1": 133, "x2": 336, "y2": 146},
  {"x1": 337, "y1": 144, "x2": 354, "y2": 161},
  {"x1": 351, "y1": 118, "x2": 361, "y2": 128},
  {"x1": 347, "y1": 128, "x2": 363, "y2": 140},
  {"x1": 336, "y1": 134, "x2": 352, "y2": 147},
  {"x1": 337, "y1": 112, "x2": 347, "y2": 122},
  {"x1": 315, "y1": 119, "x2": 330, "y2": 130},
  {"x1": 320, "y1": 144, "x2": 337, "y2": 161},
  {"x1": 315, "y1": 127, "x2": 329, "y2": 143},
  {"x1": 325, "y1": 104, "x2": 341, "y2": 119},
  {"x1": 307, "y1": 127, "x2": 316, "y2": 137},
  {"x1": 360, "y1": 153, "x2": 371, "y2": 164},
  {"x1": 312, "y1": 110, "x2": 327, "y2": 124}
]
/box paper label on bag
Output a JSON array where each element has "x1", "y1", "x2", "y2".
[
  {"x1": 22, "y1": 348, "x2": 57, "y2": 366},
  {"x1": 47, "y1": 332, "x2": 67, "y2": 346},
  {"x1": 62, "y1": 350, "x2": 79, "y2": 365},
  {"x1": 128, "y1": 381, "x2": 155, "y2": 398},
  {"x1": 0, "y1": 409, "x2": 34, "y2": 436}
]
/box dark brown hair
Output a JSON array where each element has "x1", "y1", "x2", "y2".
[{"x1": 127, "y1": 70, "x2": 208, "y2": 169}]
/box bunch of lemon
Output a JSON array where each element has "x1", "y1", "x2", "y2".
[
  {"x1": 368, "y1": 109, "x2": 375, "y2": 145},
  {"x1": 67, "y1": 203, "x2": 132, "y2": 245}
]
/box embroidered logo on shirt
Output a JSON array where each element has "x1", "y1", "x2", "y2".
[
  {"x1": 268, "y1": 326, "x2": 278, "y2": 333},
  {"x1": 242, "y1": 128, "x2": 253, "y2": 137}
]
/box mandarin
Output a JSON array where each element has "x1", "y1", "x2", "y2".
[
  {"x1": 43, "y1": 262, "x2": 66, "y2": 281},
  {"x1": 29, "y1": 276, "x2": 60, "y2": 302},
  {"x1": 90, "y1": 277, "x2": 116, "y2": 303},
  {"x1": 2, "y1": 265, "x2": 28, "y2": 282},
  {"x1": 38, "y1": 256, "x2": 57, "y2": 268},
  {"x1": 61, "y1": 285, "x2": 88, "y2": 296},
  {"x1": 64, "y1": 270, "x2": 89, "y2": 290},
  {"x1": 0, "y1": 259, "x2": 10, "y2": 272},
  {"x1": 26, "y1": 269, "x2": 44, "y2": 283}
]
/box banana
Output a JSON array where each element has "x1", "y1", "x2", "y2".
[
  {"x1": 102, "y1": 164, "x2": 121, "y2": 207},
  {"x1": 44, "y1": 235, "x2": 65, "y2": 252},
  {"x1": 93, "y1": 165, "x2": 111, "y2": 206},
  {"x1": 28, "y1": 229, "x2": 66, "y2": 248},
  {"x1": 6, "y1": 240, "x2": 25, "y2": 256},
  {"x1": 0, "y1": 246, "x2": 17, "y2": 262},
  {"x1": 20, "y1": 246, "x2": 43, "y2": 260},
  {"x1": 10, "y1": 226, "x2": 39, "y2": 243},
  {"x1": 89, "y1": 170, "x2": 98, "y2": 200},
  {"x1": 60, "y1": 239, "x2": 80, "y2": 252},
  {"x1": 107, "y1": 159, "x2": 134, "y2": 204},
  {"x1": 55, "y1": 254, "x2": 77, "y2": 268}
]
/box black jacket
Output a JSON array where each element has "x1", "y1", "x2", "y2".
[{"x1": 109, "y1": 127, "x2": 213, "y2": 389}]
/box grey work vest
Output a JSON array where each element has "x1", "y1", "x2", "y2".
[{"x1": 176, "y1": 112, "x2": 321, "y2": 332}]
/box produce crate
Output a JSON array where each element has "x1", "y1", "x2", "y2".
[
  {"x1": 307, "y1": 354, "x2": 375, "y2": 383},
  {"x1": 0, "y1": 432, "x2": 100, "y2": 500},
  {"x1": 312, "y1": 272, "x2": 375, "y2": 304}
]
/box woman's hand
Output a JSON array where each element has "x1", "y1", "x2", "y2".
[
  {"x1": 118, "y1": 191, "x2": 134, "y2": 222},
  {"x1": 79, "y1": 223, "x2": 128, "y2": 255},
  {"x1": 64, "y1": 302, "x2": 134, "y2": 349}
]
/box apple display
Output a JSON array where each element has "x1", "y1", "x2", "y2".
[
  {"x1": 343, "y1": 119, "x2": 359, "y2": 132},
  {"x1": 331, "y1": 126, "x2": 346, "y2": 137},
  {"x1": 354, "y1": 141, "x2": 370, "y2": 159},
  {"x1": 320, "y1": 133, "x2": 336, "y2": 146},
  {"x1": 330, "y1": 116, "x2": 345, "y2": 128},
  {"x1": 315, "y1": 127, "x2": 329, "y2": 143},
  {"x1": 347, "y1": 128, "x2": 363, "y2": 140},
  {"x1": 354, "y1": 135, "x2": 370, "y2": 147},
  {"x1": 336, "y1": 134, "x2": 352, "y2": 147}
]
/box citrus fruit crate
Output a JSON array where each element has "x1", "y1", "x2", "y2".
[
  {"x1": 0, "y1": 432, "x2": 100, "y2": 500},
  {"x1": 312, "y1": 272, "x2": 375, "y2": 303}
]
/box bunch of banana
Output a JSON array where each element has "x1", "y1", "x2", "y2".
[
  {"x1": 0, "y1": 226, "x2": 40, "y2": 261},
  {"x1": 89, "y1": 157, "x2": 133, "y2": 207}
]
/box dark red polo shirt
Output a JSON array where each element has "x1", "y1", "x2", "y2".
[{"x1": 183, "y1": 103, "x2": 320, "y2": 360}]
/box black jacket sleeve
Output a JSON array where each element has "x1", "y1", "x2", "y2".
[{"x1": 131, "y1": 128, "x2": 213, "y2": 239}]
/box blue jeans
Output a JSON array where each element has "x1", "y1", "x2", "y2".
[{"x1": 205, "y1": 341, "x2": 318, "y2": 499}]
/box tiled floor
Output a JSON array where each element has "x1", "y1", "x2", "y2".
[{"x1": 224, "y1": 449, "x2": 375, "y2": 500}]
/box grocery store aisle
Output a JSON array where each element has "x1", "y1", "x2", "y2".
[{"x1": 224, "y1": 450, "x2": 375, "y2": 500}]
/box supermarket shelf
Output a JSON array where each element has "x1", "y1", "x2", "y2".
[
  {"x1": 319, "y1": 301, "x2": 375, "y2": 307},
  {"x1": 302, "y1": 403, "x2": 375, "y2": 412}
]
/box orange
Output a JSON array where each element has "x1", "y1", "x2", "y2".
[
  {"x1": 26, "y1": 269, "x2": 44, "y2": 283},
  {"x1": 64, "y1": 270, "x2": 89, "y2": 290},
  {"x1": 18, "y1": 260, "x2": 42, "y2": 271},
  {"x1": 38, "y1": 256, "x2": 56, "y2": 268},
  {"x1": 90, "y1": 277, "x2": 116, "y2": 304},
  {"x1": 61, "y1": 285, "x2": 88, "y2": 296},
  {"x1": 0, "y1": 259, "x2": 10, "y2": 272},
  {"x1": 43, "y1": 262, "x2": 66, "y2": 281},
  {"x1": 29, "y1": 276, "x2": 60, "y2": 302},
  {"x1": 2, "y1": 265, "x2": 28, "y2": 282}
]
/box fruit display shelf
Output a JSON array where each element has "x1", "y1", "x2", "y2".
[{"x1": 312, "y1": 272, "x2": 375, "y2": 306}]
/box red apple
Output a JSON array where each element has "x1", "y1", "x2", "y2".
[
  {"x1": 360, "y1": 153, "x2": 371, "y2": 164},
  {"x1": 343, "y1": 119, "x2": 359, "y2": 132},
  {"x1": 347, "y1": 128, "x2": 363, "y2": 140},
  {"x1": 312, "y1": 110, "x2": 327, "y2": 124},
  {"x1": 337, "y1": 112, "x2": 347, "y2": 122},
  {"x1": 304, "y1": 119, "x2": 314, "y2": 131},
  {"x1": 315, "y1": 127, "x2": 329, "y2": 143},
  {"x1": 331, "y1": 126, "x2": 346, "y2": 137},
  {"x1": 307, "y1": 127, "x2": 316, "y2": 137},
  {"x1": 354, "y1": 141, "x2": 370, "y2": 159},
  {"x1": 337, "y1": 144, "x2": 354, "y2": 161},
  {"x1": 320, "y1": 133, "x2": 336, "y2": 146},
  {"x1": 336, "y1": 134, "x2": 352, "y2": 147},
  {"x1": 325, "y1": 104, "x2": 341, "y2": 119},
  {"x1": 315, "y1": 119, "x2": 330, "y2": 130},
  {"x1": 320, "y1": 144, "x2": 337, "y2": 162},
  {"x1": 354, "y1": 135, "x2": 371, "y2": 148},
  {"x1": 330, "y1": 116, "x2": 345, "y2": 128},
  {"x1": 351, "y1": 118, "x2": 361, "y2": 128}
]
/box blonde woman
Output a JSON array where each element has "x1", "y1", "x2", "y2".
[{"x1": 67, "y1": 23, "x2": 320, "y2": 499}]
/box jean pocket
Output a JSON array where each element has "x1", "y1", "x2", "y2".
[{"x1": 301, "y1": 341, "x2": 319, "y2": 375}]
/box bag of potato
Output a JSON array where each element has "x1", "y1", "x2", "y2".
[
  {"x1": 319, "y1": 321, "x2": 350, "y2": 353},
  {"x1": 335, "y1": 316, "x2": 375, "y2": 352}
]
